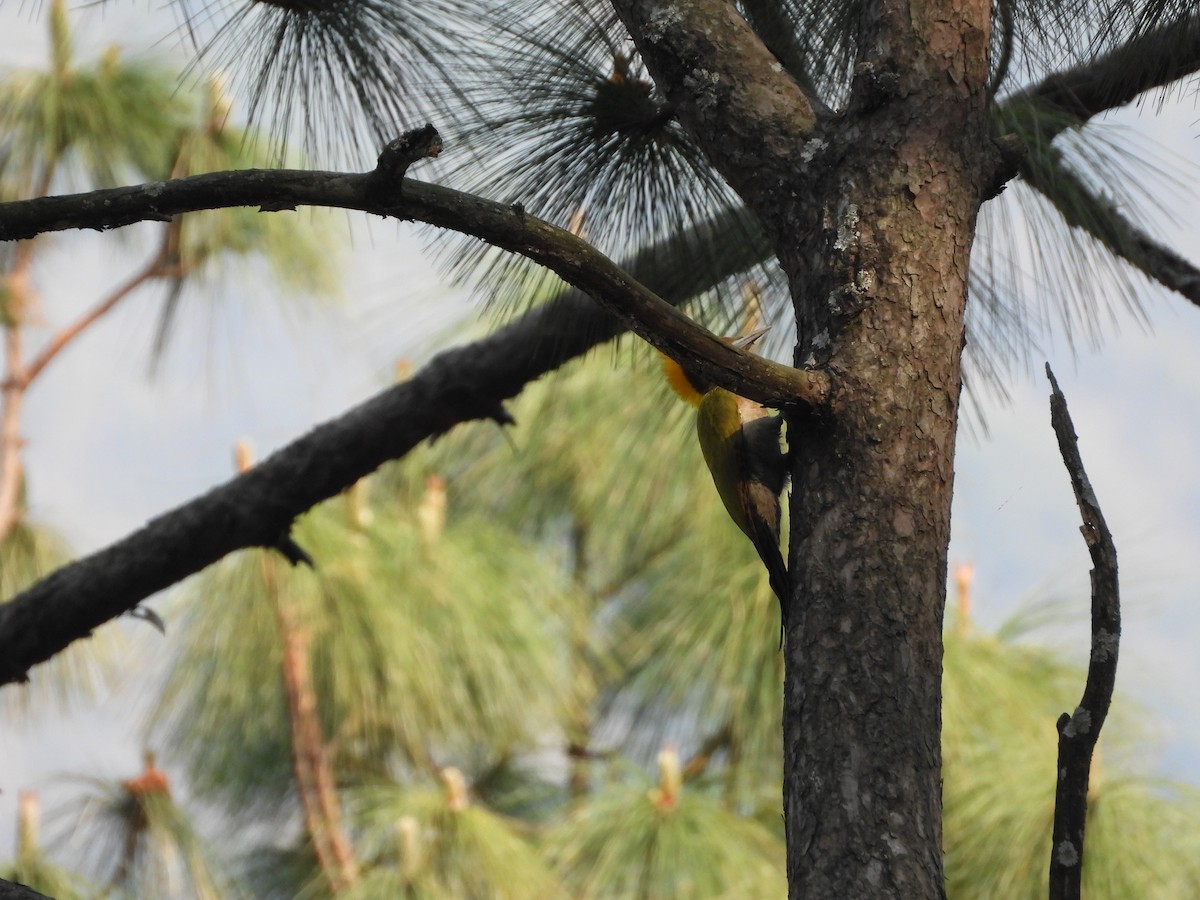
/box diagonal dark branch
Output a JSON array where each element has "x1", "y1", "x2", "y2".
[
  {"x1": 0, "y1": 134, "x2": 823, "y2": 411},
  {"x1": 0, "y1": 189, "x2": 796, "y2": 688},
  {"x1": 1023, "y1": 12, "x2": 1200, "y2": 136},
  {"x1": 991, "y1": 13, "x2": 1200, "y2": 192},
  {"x1": 1044, "y1": 363, "x2": 1120, "y2": 900},
  {"x1": 0, "y1": 879, "x2": 51, "y2": 900},
  {"x1": 1022, "y1": 149, "x2": 1200, "y2": 307}
]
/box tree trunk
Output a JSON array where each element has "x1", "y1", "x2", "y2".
[
  {"x1": 610, "y1": 0, "x2": 994, "y2": 891},
  {"x1": 777, "y1": 3, "x2": 994, "y2": 896}
]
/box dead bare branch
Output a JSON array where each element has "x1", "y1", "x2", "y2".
[{"x1": 1044, "y1": 363, "x2": 1121, "y2": 900}]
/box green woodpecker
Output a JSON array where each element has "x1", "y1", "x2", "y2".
[{"x1": 661, "y1": 330, "x2": 790, "y2": 625}]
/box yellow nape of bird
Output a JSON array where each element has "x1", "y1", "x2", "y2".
[{"x1": 661, "y1": 331, "x2": 790, "y2": 626}]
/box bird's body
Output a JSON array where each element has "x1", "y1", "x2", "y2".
[
  {"x1": 662, "y1": 335, "x2": 790, "y2": 627},
  {"x1": 695, "y1": 388, "x2": 790, "y2": 613}
]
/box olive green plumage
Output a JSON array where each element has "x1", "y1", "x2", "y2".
[
  {"x1": 661, "y1": 336, "x2": 790, "y2": 627},
  {"x1": 694, "y1": 387, "x2": 790, "y2": 620}
]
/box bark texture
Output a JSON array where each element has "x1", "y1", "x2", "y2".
[
  {"x1": 6, "y1": 4, "x2": 1199, "y2": 897},
  {"x1": 617, "y1": 0, "x2": 993, "y2": 894},
  {"x1": 775, "y1": 3, "x2": 994, "y2": 895}
]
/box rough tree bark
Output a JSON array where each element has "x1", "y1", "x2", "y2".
[
  {"x1": 4, "y1": 4, "x2": 1200, "y2": 899},
  {"x1": 778, "y1": 6, "x2": 993, "y2": 895},
  {"x1": 611, "y1": 0, "x2": 993, "y2": 895}
]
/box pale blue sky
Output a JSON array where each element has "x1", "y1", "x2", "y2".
[{"x1": 2, "y1": 0, "x2": 1200, "y2": 862}]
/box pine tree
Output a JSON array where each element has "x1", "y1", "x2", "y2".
[{"x1": 4, "y1": 2, "x2": 1200, "y2": 896}]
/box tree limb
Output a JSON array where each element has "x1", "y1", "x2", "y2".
[
  {"x1": 1044, "y1": 363, "x2": 1120, "y2": 900},
  {"x1": 1023, "y1": 12, "x2": 1200, "y2": 134},
  {"x1": 0, "y1": 132, "x2": 824, "y2": 410},
  {"x1": 1022, "y1": 149, "x2": 1200, "y2": 307},
  {"x1": 737, "y1": 0, "x2": 834, "y2": 118},
  {"x1": 0, "y1": 157, "x2": 823, "y2": 686},
  {"x1": 0, "y1": 314, "x2": 555, "y2": 685},
  {"x1": 607, "y1": 0, "x2": 817, "y2": 218},
  {"x1": 990, "y1": 13, "x2": 1200, "y2": 192},
  {"x1": 0, "y1": 879, "x2": 51, "y2": 900}
]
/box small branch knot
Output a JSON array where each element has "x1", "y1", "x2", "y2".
[
  {"x1": 375, "y1": 125, "x2": 443, "y2": 181},
  {"x1": 1054, "y1": 841, "x2": 1080, "y2": 867}
]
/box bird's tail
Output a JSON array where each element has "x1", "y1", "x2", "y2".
[{"x1": 760, "y1": 546, "x2": 789, "y2": 649}]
